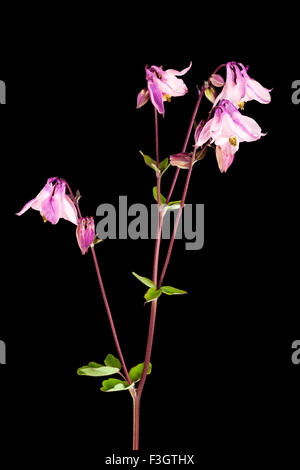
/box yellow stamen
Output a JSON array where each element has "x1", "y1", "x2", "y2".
[
  {"x1": 41, "y1": 214, "x2": 48, "y2": 223},
  {"x1": 229, "y1": 137, "x2": 237, "y2": 146},
  {"x1": 238, "y1": 101, "x2": 245, "y2": 110},
  {"x1": 164, "y1": 94, "x2": 172, "y2": 102}
]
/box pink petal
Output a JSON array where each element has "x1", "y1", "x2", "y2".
[
  {"x1": 61, "y1": 195, "x2": 78, "y2": 225},
  {"x1": 231, "y1": 112, "x2": 265, "y2": 142},
  {"x1": 216, "y1": 141, "x2": 237, "y2": 173},
  {"x1": 239, "y1": 63, "x2": 271, "y2": 104},
  {"x1": 195, "y1": 119, "x2": 214, "y2": 147},
  {"x1": 16, "y1": 180, "x2": 54, "y2": 217},
  {"x1": 215, "y1": 62, "x2": 246, "y2": 107},
  {"x1": 148, "y1": 77, "x2": 165, "y2": 115},
  {"x1": 244, "y1": 78, "x2": 272, "y2": 104},
  {"x1": 166, "y1": 61, "x2": 192, "y2": 77}
]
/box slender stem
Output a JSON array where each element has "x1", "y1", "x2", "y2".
[
  {"x1": 132, "y1": 395, "x2": 141, "y2": 450},
  {"x1": 62, "y1": 179, "x2": 82, "y2": 219},
  {"x1": 137, "y1": 299, "x2": 158, "y2": 396},
  {"x1": 90, "y1": 246, "x2": 132, "y2": 387},
  {"x1": 133, "y1": 109, "x2": 164, "y2": 450},
  {"x1": 165, "y1": 167, "x2": 180, "y2": 206},
  {"x1": 182, "y1": 87, "x2": 204, "y2": 153},
  {"x1": 63, "y1": 178, "x2": 131, "y2": 387},
  {"x1": 166, "y1": 87, "x2": 204, "y2": 204},
  {"x1": 158, "y1": 149, "x2": 196, "y2": 289},
  {"x1": 154, "y1": 108, "x2": 161, "y2": 207},
  {"x1": 137, "y1": 208, "x2": 163, "y2": 406},
  {"x1": 134, "y1": 87, "x2": 207, "y2": 448}
]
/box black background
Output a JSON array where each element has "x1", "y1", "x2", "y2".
[{"x1": 1, "y1": 9, "x2": 299, "y2": 467}]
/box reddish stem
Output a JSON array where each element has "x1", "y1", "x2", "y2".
[
  {"x1": 166, "y1": 87, "x2": 204, "y2": 204},
  {"x1": 134, "y1": 109, "x2": 163, "y2": 450},
  {"x1": 155, "y1": 108, "x2": 161, "y2": 207},
  {"x1": 90, "y1": 246, "x2": 132, "y2": 386},
  {"x1": 158, "y1": 149, "x2": 196, "y2": 289}
]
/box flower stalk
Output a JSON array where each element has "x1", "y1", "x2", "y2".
[{"x1": 16, "y1": 60, "x2": 271, "y2": 452}]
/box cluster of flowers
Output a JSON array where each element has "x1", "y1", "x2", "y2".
[
  {"x1": 137, "y1": 61, "x2": 271, "y2": 172},
  {"x1": 17, "y1": 61, "x2": 271, "y2": 255},
  {"x1": 17, "y1": 177, "x2": 95, "y2": 254}
]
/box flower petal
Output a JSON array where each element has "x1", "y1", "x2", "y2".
[
  {"x1": 16, "y1": 179, "x2": 54, "y2": 217},
  {"x1": 195, "y1": 119, "x2": 214, "y2": 147},
  {"x1": 61, "y1": 195, "x2": 78, "y2": 225},
  {"x1": 147, "y1": 77, "x2": 165, "y2": 115},
  {"x1": 166, "y1": 61, "x2": 192, "y2": 76},
  {"x1": 215, "y1": 62, "x2": 246, "y2": 107}
]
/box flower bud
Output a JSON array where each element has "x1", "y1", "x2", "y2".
[
  {"x1": 76, "y1": 217, "x2": 95, "y2": 255},
  {"x1": 170, "y1": 152, "x2": 192, "y2": 169},
  {"x1": 136, "y1": 88, "x2": 150, "y2": 109},
  {"x1": 204, "y1": 81, "x2": 217, "y2": 104},
  {"x1": 210, "y1": 73, "x2": 225, "y2": 87}
]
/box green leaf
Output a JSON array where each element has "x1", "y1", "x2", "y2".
[
  {"x1": 161, "y1": 163, "x2": 171, "y2": 177},
  {"x1": 153, "y1": 186, "x2": 166, "y2": 205},
  {"x1": 161, "y1": 286, "x2": 188, "y2": 295},
  {"x1": 139, "y1": 151, "x2": 160, "y2": 173},
  {"x1": 104, "y1": 354, "x2": 121, "y2": 370},
  {"x1": 100, "y1": 378, "x2": 133, "y2": 392},
  {"x1": 168, "y1": 200, "x2": 181, "y2": 206},
  {"x1": 132, "y1": 272, "x2": 156, "y2": 289},
  {"x1": 144, "y1": 287, "x2": 162, "y2": 303},
  {"x1": 195, "y1": 147, "x2": 208, "y2": 161},
  {"x1": 77, "y1": 362, "x2": 120, "y2": 377},
  {"x1": 129, "y1": 362, "x2": 152, "y2": 383},
  {"x1": 159, "y1": 157, "x2": 169, "y2": 172}
]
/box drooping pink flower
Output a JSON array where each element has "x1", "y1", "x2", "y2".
[
  {"x1": 195, "y1": 99, "x2": 266, "y2": 172},
  {"x1": 76, "y1": 217, "x2": 95, "y2": 255},
  {"x1": 16, "y1": 177, "x2": 78, "y2": 225},
  {"x1": 137, "y1": 62, "x2": 192, "y2": 115},
  {"x1": 214, "y1": 61, "x2": 271, "y2": 108}
]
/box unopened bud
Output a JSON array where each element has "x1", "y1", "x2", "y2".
[
  {"x1": 170, "y1": 152, "x2": 192, "y2": 169},
  {"x1": 204, "y1": 85, "x2": 217, "y2": 104},
  {"x1": 76, "y1": 217, "x2": 95, "y2": 255},
  {"x1": 137, "y1": 88, "x2": 150, "y2": 109},
  {"x1": 210, "y1": 73, "x2": 225, "y2": 87}
]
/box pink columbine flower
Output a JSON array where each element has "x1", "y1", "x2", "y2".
[
  {"x1": 215, "y1": 61, "x2": 272, "y2": 108},
  {"x1": 195, "y1": 99, "x2": 266, "y2": 172},
  {"x1": 137, "y1": 62, "x2": 192, "y2": 115},
  {"x1": 16, "y1": 177, "x2": 78, "y2": 225},
  {"x1": 76, "y1": 217, "x2": 95, "y2": 255}
]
